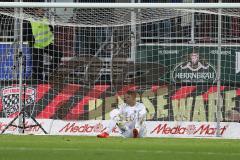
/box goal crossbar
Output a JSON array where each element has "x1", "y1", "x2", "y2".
[{"x1": 1, "y1": 2, "x2": 240, "y2": 9}]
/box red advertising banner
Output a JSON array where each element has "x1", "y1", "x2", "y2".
[{"x1": 0, "y1": 84, "x2": 240, "y2": 123}]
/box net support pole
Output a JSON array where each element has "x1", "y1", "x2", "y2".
[
  {"x1": 190, "y1": 0, "x2": 195, "y2": 43},
  {"x1": 216, "y1": 0, "x2": 222, "y2": 137},
  {"x1": 17, "y1": 0, "x2": 24, "y2": 134},
  {"x1": 13, "y1": 0, "x2": 19, "y2": 79},
  {"x1": 110, "y1": 34, "x2": 113, "y2": 91},
  {"x1": 130, "y1": 0, "x2": 136, "y2": 63}
]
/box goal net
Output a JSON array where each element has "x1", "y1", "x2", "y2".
[{"x1": 0, "y1": 2, "x2": 240, "y2": 137}]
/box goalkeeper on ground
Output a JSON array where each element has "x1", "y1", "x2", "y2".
[{"x1": 97, "y1": 90, "x2": 147, "y2": 138}]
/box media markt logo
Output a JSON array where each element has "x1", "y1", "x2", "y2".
[{"x1": 172, "y1": 53, "x2": 217, "y2": 83}]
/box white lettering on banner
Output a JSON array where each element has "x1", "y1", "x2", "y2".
[
  {"x1": 210, "y1": 50, "x2": 231, "y2": 55},
  {"x1": 175, "y1": 72, "x2": 215, "y2": 79},
  {"x1": 150, "y1": 123, "x2": 228, "y2": 136},
  {"x1": 2, "y1": 87, "x2": 34, "y2": 96}
]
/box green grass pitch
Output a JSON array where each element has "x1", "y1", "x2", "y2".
[{"x1": 0, "y1": 135, "x2": 240, "y2": 160}]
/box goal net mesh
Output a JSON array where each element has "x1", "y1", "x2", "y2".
[{"x1": 0, "y1": 2, "x2": 240, "y2": 134}]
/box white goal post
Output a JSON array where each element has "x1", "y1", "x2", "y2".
[{"x1": 1, "y1": 2, "x2": 240, "y2": 9}]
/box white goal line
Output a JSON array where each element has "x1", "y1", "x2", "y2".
[{"x1": 1, "y1": 2, "x2": 240, "y2": 9}]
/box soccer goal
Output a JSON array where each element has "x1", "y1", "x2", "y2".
[{"x1": 0, "y1": 1, "x2": 240, "y2": 138}]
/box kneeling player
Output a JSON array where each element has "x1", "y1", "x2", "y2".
[{"x1": 97, "y1": 90, "x2": 147, "y2": 138}]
